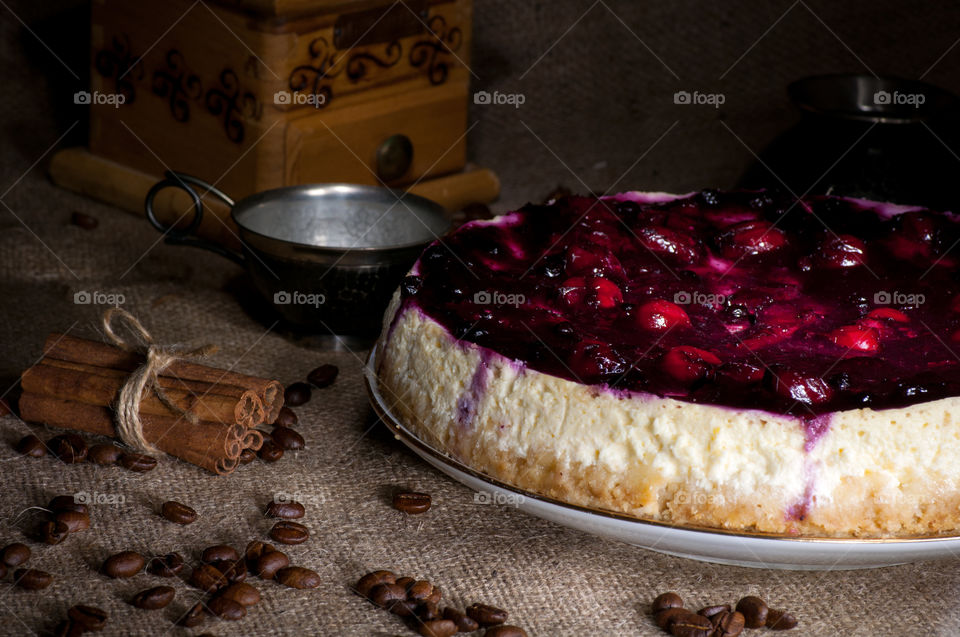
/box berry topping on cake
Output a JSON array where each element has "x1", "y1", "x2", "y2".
[{"x1": 636, "y1": 299, "x2": 691, "y2": 331}]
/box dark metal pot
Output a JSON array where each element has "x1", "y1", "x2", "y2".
[{"x1": 145, "y1": 171, "x2": 449, "y2": 336}]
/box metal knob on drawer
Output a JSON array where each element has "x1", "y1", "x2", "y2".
[{"x1": 376, "y1": 134, "x2": 413, "y2": 181}]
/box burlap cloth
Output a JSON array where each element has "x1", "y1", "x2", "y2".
[{"x1": 2, "y1": 1, "x2": 960, "y2": 635}]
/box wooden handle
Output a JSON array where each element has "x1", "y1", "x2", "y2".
[{"x1": 407, "y1": 167, "x2": 500, "y2": 212}]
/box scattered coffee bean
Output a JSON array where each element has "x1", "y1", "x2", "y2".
[
  {"x1": 189, "y1": 564, "x2": 227, "y2": 593},
  {"x1": 269, "y1": 520, "x2": 309, "y2": 545},
  {"x1": 206, "y1": 595, "x2": 246, "y2": 620},
  {"x1": 87, "y1": 443, "x2": 122, "y2": 465},
  {"x1": 392, "y1": 491, "x2": 432, "y2": 514},
  {"x1": 54, "y1": 510, "x2": 90, "y2": 532},
  {"x1": 484, "y1": 627, "x2": 528, "y2": 637},
  {"x1": 49, "y1": 434, "x2": 88, "y2": 463},
  {"x1": 408, "y1": 580, "x2": 434, "y2": 602},
  {"x1": 254, "y1": 551, "x2": 288, "y2": 579},
  {"x1": 0, "y1": 563, "x2": 6, "y2": 578},
  {"x1": 48, "y1": 495, "x2": 87, "y2": 515},
  {"x1": 131, "y1": 585, "x2": 176, "y2": 610},
  {"x1": 466, "y1": 603, "x2": 508, "y2": 627},
  {"x1": 178, "y1": 602, "x2": 205, "y2": 627},
  {"x1": 244, "y1": 540, "x2": 273, "y2": 565},
  {"x1": 712, "y1": 610, "x2": 745, "y2": 637},
  {"x1": 271, "y1": 426, "x2": 305, "y2": 450},
  {"x1": 355, "y1": 570, "x2": 397, "y2": 598},
  {"x1": 442, "y1": 607, "x2": 479, "y2": 632},
  {"x1": 160, "y1": 500, "x2": 197, "y2": 525},
  {"x1": 395, "y1": 576, "x2": 415, "y2": 591},
  {"x1": 655, "y1": 607, "x2": 688, "y2": 630},
  {"x1": 307, "y1": 364, "x2": 338, "y2": 388},
  {"x1": 416, "y1": 601, "x2": 441, "y2": 621},
  {"x1": 258, "y1": 439, "x2": 284, "y2": 462},
  {"x1": 1, "y1": 543, "x2": 31, "y2": 567},
  {"x1": 210, "y1": 558, "x2": 247, "y2": 583},
  {"x1": 698, "y1": 604, "x2": 731, "y2": 618},
  {"x1": 14, "y1": 568, "x2": 52, "y2": 590},
  {"x1": 239, "y1": 448, "x2": 256, "y2": 464},
  {"x1": 201, "y1": 544, "x2": 240, "y2": 564},
  {"x1": 15, "y1": 434, "x2": 45, "y2": 457},
  {"x1": 41, "y1": 520, "x2": 70, "y2": 545},
  {"x1": 53, "y1": 620, "x2": 84, "y2": 637},
  {"x1": 669, "y1": 611, "x2": 713, "y2": 637},
  {"x1": 147, "y1": 552, "x2": 184, "y2": 577},
  {"x1": 275, "y1": 406, "x2": 298, "y2": 427},
  {"x1": 284, "y1": 382, "x2": 312, "y2": 406},
  {"x1": 68, "y1": 604, "x2": 108, "y2": 631},
  {"x1": 266, "y1": 500, "x2": 305, "y2": 519},
  {"x1": 275, "y1": 566, "x2": 320, "y2": 589},
  {"x1": 766, "y1": 608, "x2": 798, "y2": 630},
  {"x1": 418, "y1": 619, "x2": 457, "y2": 637},
  {"x1": 218, "y1": 582, "x2": 261, "y2": 607},
  {"x1": 102, "y1": 551, "x2": 145, "y2": 578},
  {"x1": 427, "y1": 585, "x2": 442, "y2": 605},
  {"x1": 369, "y1": 582, "x2": 407, "y2": 609},
  {"x1": 653, "y1": 592, "x2": 684, "y2": 614},
  {"x1": 735, "y1": 596, "x2": 768, "y2": 629},
  {"x1": 70, "y1": 211, "x2": 99, "y2": 230},
  {"x1": 0, "y1": 398, "x2": 11, "y2": 416},
  {"x1": 119, "y1": 452, "x2": 157, "y2": 472}
]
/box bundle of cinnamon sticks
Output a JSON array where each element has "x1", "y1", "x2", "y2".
[{"x1": 18, "y1": 333, "x2": 284, "y2": 475}]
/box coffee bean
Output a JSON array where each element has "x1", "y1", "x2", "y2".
[
  {"x1": 276, "y1": 566, "x2": 320, "y2": 589},
  {"x1": 265, "y1": 500, "x2": 305, "y2": 519},
  {"x1": 71, "y1": 211, "x2": 99, "y2": 230},
  {"x1": 355, "y1": 570, "x2": 396, "y2": 598},
  {"x1": 87, "y1": 443, "x2": 122, "y2": 465},
  {"x1": 41, "y1": 520, "x2": 70, "y2": 545},
  {"x1": 119, "y1": 452, "x2": 157, "y2": 472},
  {"x1": 269, "y1": 520, "x2": 309, "y2": 545},
  {"x1": 206, "y1": 595, "x2": 246, "y2": 620},
  {"x1": 54, "y1": 510, "x2": 90, "y2": 532},
  {"x1": 15, "y1": 434, "x2": 45, "y2": 457},
  {"x1": 442, "y1": 607, "x2": 480, "y2": 632},
  {"x1": 14, "y1": 568, "x2": 52, "y2": 590},
  {"x1": 408, "y1": 580, "x2": 434, "y2": 602},
  {"x1": 712, "y1": 610, "x2": 746, "y2": 637},
  {"x1": 131, "y1": 585, "x2": 176, "y2": 610},
  {"x1": 392, "y1": 491, "x2": 432, "y2": 514},
  {"x1": 189, "y1": 564, "x2": 227, "y2": 593},
  {"x1": 254, "y1": 551, "x2": 288, "y2": 579},
  {"x1": 218, "y1": 582, "x2": 261, "y2": 607},
  {"x1": 655, "y1": 607, "x2": 688, "y2": 630},
  {"x1": 147, "y1": 552, "x2": 184, "y2": 577},
  {"x1": 395, "y1": 576, "x2": 415, "y2": 591},
  {"x1": 239, "y1": 448, "x2": 256, "y2": 464},
  {"x1": 160, "y1": 500, "x2": 197, "y2": 525},
  {"x1": 102, "y1": 551, "x2": 145, "y2": 578},
  {"x1": 369, "y1": 582, "x2": 407, "y2": 609},
  {"x1": 735, "y1": 596, "x2": 768, "y2": 629},
  {"x1": 1, "y1": 542, "x2": 31, "y2": 567},
  {"x1": 669, "y1": 611, "x2": 713, "y2": 637},
  {"x1": 427, "y1": 585, "x2": 442, "y2": 605},
  {"x1": 244, "y1": 540, "x2": 273, "y2": 565},
  {"x1": 68, "y1": 604, "x2": 108, "y2": 631},
  {"x1": 307, "y1": 364, "x2": 338, "y2": 388},
  {"x1": 484, "y1": 627, "x2": 528, "y2": 637},
  {"x1": 466, "y1": 603, "x2": 508, "y2": 627},
  {"x1": 210, "y1": 558, "x2": 247, "y2": 583},
  {"x1": 53, "y1": 620, "x2": 84, "y2": 637},
  {"x1": 418, "y1": 619, "x2": 457, "y2": 637},
  {"x1": 271, "y1": 426, "x2": 305, "y2": 450},
  {"x1": 201, "y1": 544, "x2": 240, "y2": 564},
  {"x1": 258, "y1": 439, "x2": 284, "y2": 462},
  {"x1": 50, "y1": 434, "x2": 88, "y2": 463},
  {"x1": 275, "y1": 406, "x2": 298, "y2": 427},
  {"x1": 698, "y1": 604, "x2": 731, "y2": 618},
  {"x1": 48, "y1": 495, "x2": 88, "y2": 515},
  {"x1": 178, "y1": 602, "x2": 205, "y2": 627},
  {"x1": 284, "y1": 382, "x2": 312, "y2": 406},
  {"x1": 653, "y1": 591, "x2": 684, "y2": 614},
  {"x1": 766, "y1": 608, "x2": 798, "y2": 630}
]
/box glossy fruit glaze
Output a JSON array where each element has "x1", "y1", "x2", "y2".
[{"x1": 398, "y1": 190, "x2": 960, "y2": 417}]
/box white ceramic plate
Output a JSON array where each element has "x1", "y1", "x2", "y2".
[{"x1": 365, "y1": 345, "x2": 960, "y2": 570}]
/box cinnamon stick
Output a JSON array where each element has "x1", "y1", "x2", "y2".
[
  {"x1": 43, "y1": 333, "x2": 285, "y2": 424},
  {"x1": 18, "y1": 393, "x2": 263, "y2": 474}
]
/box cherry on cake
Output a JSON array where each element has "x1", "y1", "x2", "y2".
[{"x1": 376, "y1": 190, "x2": 960, "y2": 537}]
